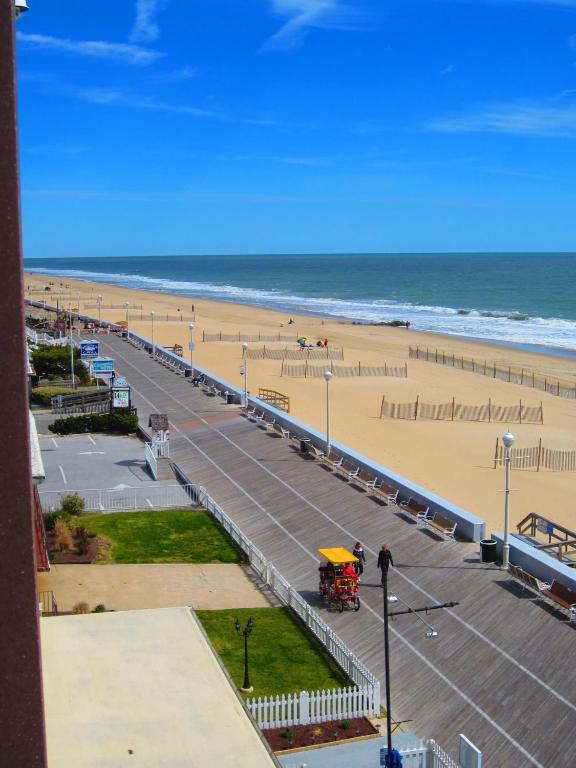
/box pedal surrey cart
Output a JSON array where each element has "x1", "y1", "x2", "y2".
[{"x1": 318, "y1": 547, "x2": 361, "y2": 613}]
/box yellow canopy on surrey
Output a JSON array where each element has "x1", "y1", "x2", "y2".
[{"x1": 317, "y1": 547, "x2": 358, "y2": 564}]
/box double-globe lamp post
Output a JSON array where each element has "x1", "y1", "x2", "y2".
[
  {"x1": 502, "y1": 431, "x2": 515, "y2": 570},
  {"x1": 97, "y1": 294, "x2": 102, "y2": 326},
  {"x1": 324, "y1": 370, "x2": 332, "y2": 457},
  {"x1": 235, "y1": 616, "x2": 255, "y2": 692},
  {"x1": 150, "y1": 311, "x2": 155, "y2": 355}
]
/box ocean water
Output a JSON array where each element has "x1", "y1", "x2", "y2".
[{"x1": 24, "y1": 252, "x2": 576, "y2": 352}]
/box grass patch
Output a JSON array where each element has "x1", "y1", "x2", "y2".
[
  {"x1": 82, "y1": 509, "x2": 243, "y2": 564},
  {"x1": 196, "y1": 607, "x2": 350, "y2": 697}
]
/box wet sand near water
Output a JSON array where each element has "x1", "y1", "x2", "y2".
[{"x1": 26, "y1": 272, "x2": 576, "y2": 536}]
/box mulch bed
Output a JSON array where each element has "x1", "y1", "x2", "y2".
[
  {"x1": 47, "y1": 532, "x2": 99, "y2": 564},
  {"x1": 263, "y1": 716, "x2": 379, "y2": 752}
]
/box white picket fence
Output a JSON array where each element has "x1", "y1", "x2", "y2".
[{"x1": 247, "y1": 686, "x2": 374, "y2": 728}]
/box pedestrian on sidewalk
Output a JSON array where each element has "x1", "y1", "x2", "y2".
[
  {"x1": 352, "y1": 542, "x2": 366, "y2": 578},
  {"x1": 377, "y1": 544, "x2": 394, "y2": 585}
]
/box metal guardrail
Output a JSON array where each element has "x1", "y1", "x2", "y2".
[
  {"x1": 144, "y1": 442, "x2": 158, "y2": 480},
  {"x1": 38, "y1": 484, "x2": 192, "y2": 512}
]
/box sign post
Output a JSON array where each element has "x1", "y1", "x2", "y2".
[{"x1": 80, "y1": 340, "x2": 99, "y2": 360}]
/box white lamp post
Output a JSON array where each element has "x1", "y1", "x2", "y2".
[
  {"x1": 68, "y1": 306, "x2": 75, "y2": 389},
  {"x1": 150, "y1": 311, "x2": 155, "y2": 354},
  {"x1": 502, "y1": 431, "x2": 515, "y2": 570},
  {"x1": 189, "y1": 323, "x2": 195, "y2": 375},
  {"x1": 124, "y1": 302, "x2": 130, "y2": 327},
  {"x1": 97, "y1": 294, "x2": 102, "y2": 325},
  {"x1": 324, "y1": 370, "x2": 333, "y2": 457},
  {"x1": 242, "y1": 342, "x2": 249, "y2": 406}
]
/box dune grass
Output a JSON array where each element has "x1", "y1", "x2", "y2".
[{"x1": 82, "y1": 509, "x2": 244, "y2": 564}]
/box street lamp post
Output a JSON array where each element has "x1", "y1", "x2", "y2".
[
  {"x1": 234, "y1": 616, "x2": 254, "y2": 692},
  {"x1": 68, "y1": 306, "x2": 75, "y2": 390},
  {"x1": 124, "y1": 302, "x2": 129, "y2": 328},
  {"x1": 242, "y1": 342, "x2": 249, "y2": 407},
  {"x1": 150, "y1": 311, "x2": 155, "y2": 355},
  {"x1": 189, "y1": 323, "x2": 195, "y2": 375},
  {"x1": 324, "y1": 370, "x2": 332, "y2": 457},
  {"x1": 97, "y1": 294, "x2": 102, "y2": 325},
  {"x1": 502, "y1": 431, "x2": 515, "y2": 570}
]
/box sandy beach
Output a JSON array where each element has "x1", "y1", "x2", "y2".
[{"x1": 25, "y1": 272, "x2": 576, "y2": 535}]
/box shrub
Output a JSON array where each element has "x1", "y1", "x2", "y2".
[
  {"x1": 339, "y1": 719, "x2": 352, "y2": 730},
  {"x1": 72, "y1": 601, "x2": 90, "y2": 614},
  {"x1": 43, "y1": 510, "x2": 71, "y2": 532},
  {"x1": 31, "y1": 345, "x2": 90, "y2": 385},
  {"x1": 75, "y1": 526, "x2": 89, "y2": 555},
  {"x1": 30, "y1": 386, "x2": 77, "y2": 406},
  {"x1": 54, "y1": 519, "x2": 72, "y2": 552},
  {"x1": 280, "y1": 728, "x2": 293, "y2": 741},
  {"x1": 61, "y1": 493, "x2": 85, "y2": 517},
  {"x1": 92, "y1": 604, "x2": 106, "y2": 613},
  {"x1": 48, "y1": 412, "x2": 139, "y2": 435}
]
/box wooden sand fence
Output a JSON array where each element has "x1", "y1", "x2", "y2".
[
  {"x1": 380, "y1": 396, "x2": 543, "y2": 424},
  {"x1": 409, "y1": 346, "x2": 576, "y2": 400},
  {"x1": 83, "y1": 303, "x2": 143, "y2": 310},
  {"x1": 494, "y1": 438, "x2": 576, "y2": 471},
  {"x1": 281, "y1": 362, "x2": 408, "y2": 378},
  {"x1": 125, "y1": 312, "x2": 195, "y2": 322},
  {"x1": 247, "y1": 345, "x2": 344, "y2": 361},
  {"x1": 203, "y1": 331, "x2": 295, "y2": 342},
  {"x1": 258, "y1": 388, "x2": 290, "y2": 413}
]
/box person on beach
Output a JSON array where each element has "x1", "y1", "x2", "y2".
[
  {"x1": 377, "y1": 544, "x2": 394, "y2": 584},
  {"x1": 323, "y1": 338, "x2": 328, "y2": 347},
  {"x1": 352, "y1": 542, "x2": 366, "y2": 578}
]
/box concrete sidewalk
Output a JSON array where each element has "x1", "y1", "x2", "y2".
[{"x1": 38, "y1": 563, "x2": 278, "y2": 612}]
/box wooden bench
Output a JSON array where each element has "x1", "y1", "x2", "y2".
[
  {"x1": 399, "y1": 497, "x2": 430, "y2": 524},
  {"x1": 540, "y1": 580, "x2": 576, "y2": 622},
  {"x1": 323, "y1": 455, "x2": 344, "y2": 471},
  {"x1": 306, "y1": 443, "x2": 326, "y2": 461},
  {"x1": 425, "y1": 512, "x2": 457, "y2": 541},
  {"x1": 366, "y1": 478, "x2": 398, "y2": 504},
  {"x1": 508, "y1": 565, "x2": 550, "y2": 598},
  {"x1": 263, "y1": 417, "x2": 276, "y2": 431},
  {"x1": 273, "y1": 423, "x2": 290, "y2": 439}
]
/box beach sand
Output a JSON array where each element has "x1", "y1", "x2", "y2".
[{"x1": 25, "y1": 272, "x2": 576, "y2": 536}]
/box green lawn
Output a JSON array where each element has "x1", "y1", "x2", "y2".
[
  {"x1": 82, "y1": 509, "x2": 244, "y2": 564},
  {"x1": 196, "y1": 607, "x2": 350, "y2": 697}
]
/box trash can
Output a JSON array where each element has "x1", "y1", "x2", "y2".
[
  {"x1": 299, "y1": 438, "x2": 310, "y2": 454},
  {"x1": 480, "y1": 539, "x2": 498, "y2": 563},
  {"x1": 184, "y1": 369, "x2": 192, "y2": 378},
  {"x1": 121, "y1": 330, "x2": 128, "y2": 338},
  {"x1": 226, "y1": 393, "x2": 236, "y2": 405}
]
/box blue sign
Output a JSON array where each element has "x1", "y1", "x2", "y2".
[
  {"x1": 91, "y1": 357, "x2": 115, "y2": 374},
  {"x1": 80, "y1": 341, "x2": 99, "y2": 359}
]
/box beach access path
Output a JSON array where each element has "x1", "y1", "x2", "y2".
[{"x1": 98, "y1": 334, "x2": 575, "y2": 768}]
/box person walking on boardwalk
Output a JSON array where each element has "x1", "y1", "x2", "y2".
[
  {"x1": 377, "y1": 544, "x2": 394, "y2": 585},
  {"x1": 352, "y1": 542, "x2": 366, "y2": 579}
]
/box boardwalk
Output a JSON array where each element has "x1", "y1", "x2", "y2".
[{"x1": 100, "y1": 335, "x2": 576, "y2": 767}]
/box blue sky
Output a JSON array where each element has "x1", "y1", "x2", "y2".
[{"x1": 15, "y1": 0, "x2": 576, "y2": 256}]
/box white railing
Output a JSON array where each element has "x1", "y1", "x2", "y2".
[
  {"x1": 247, "y1": 686, "x2": 375, "y2": 728},
  {"x1": 180, "y1": 478, "x2": 380, "y2": 707},
  {"x1": 153, "y1": 439, "x2": 170, "y2": 458},
  {"x1": 39, "y1": 483, "x2": 191, "y2": 512},
  {"x1": 144, "y1": 442, "x2": 158, "y2": 480}
]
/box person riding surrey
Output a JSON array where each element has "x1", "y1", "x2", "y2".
[
  {"x1": 352, "y1": 542, "x2": 366, "y2": 577},
  {"x1": 377, "y1": 544, "x2": 394, "y2": 585},
  {"x1": 342, "y1": 562, "x2": 357, "y2": 579}
]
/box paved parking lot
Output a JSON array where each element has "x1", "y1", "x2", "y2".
[{"x1": 37, "y1": 433, "x2": 190, "y2": 509}]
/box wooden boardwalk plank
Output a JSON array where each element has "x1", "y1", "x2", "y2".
[{"x1": 99, "y1": 336, "x2": 576, "y2": 767}]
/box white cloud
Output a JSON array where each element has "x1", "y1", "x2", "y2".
[
  {"x1": 154, "y1": 66, "x2": 199, "y2": 82},
  {"x1": 440, "y1": 64, "x2": 454, "y2": 76},
  {"x1": 131, "y1": 0, "x2": 166, "y2": 43},
  {"x1": 69, "y1": 86, "x2": 280, "y2": 126},
  {"x1": 16, "y1": 32, "x2": 163, "y2": 66},
  {"x1": 427, "y1": 102, "x2": 576, "y2": 138},
  {"x1": 264, "y1": 0, "x2": 358, "y2": 50}
]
